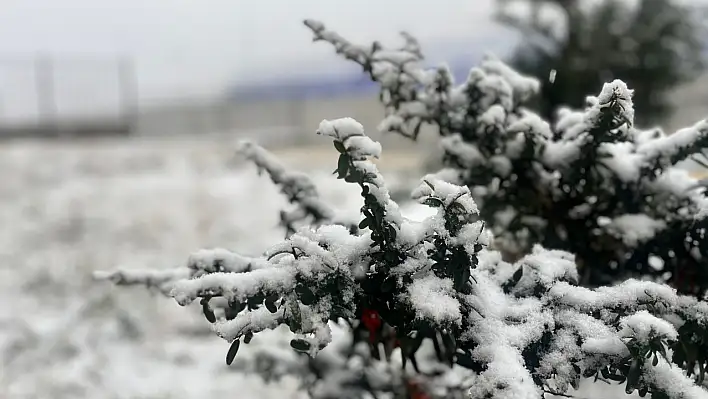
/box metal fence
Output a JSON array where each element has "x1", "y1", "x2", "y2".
[
  {"x1": 2, "y1": 51, "x2": 705, "y2": 145},
  {"x1": 0, "y1": 54, "x2": 137, "y2": 137}
]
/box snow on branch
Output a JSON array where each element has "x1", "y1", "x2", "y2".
[
  {"x1": 186, "y1": 248, "x2": 270, "y2": 276},
  {"x1": 90, "y1": 18, "x2": 708, "y2": 399},
  {"x1": 637, "y1": 119, "x2": 708, "y2": 175},
  {"x1": 237, "y1": 140, "x2": 356, "y2": 236},
  {"x1": 93, "y1": 267, "x2": 191, "y2": 296},
  {"x1": 92, "y1": 249, "x2": 268, "y2": 293},
  {"x1": 168, "y1": 118, "x2": 493, "y2": 358},
  {"x1": 97, "y1": 116, "x2": 708, "y2": 399},
  {"x1": 306, "y1": 18, "x2": 708, "y2": 297}
]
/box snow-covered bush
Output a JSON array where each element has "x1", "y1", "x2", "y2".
[
  {"x1": 302, "y1": 19, "x2": 708, "y2": 297},
  {"x1": 96, "y1": 116, "x2": 708, "y2": 398}
]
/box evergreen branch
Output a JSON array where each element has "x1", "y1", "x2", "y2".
[
  {"x1": 638, "y1": 120, "x2": 708, "y2": 176},
  {"x1": 238, "y1": 140, "x2": 338, "y2": 235}
]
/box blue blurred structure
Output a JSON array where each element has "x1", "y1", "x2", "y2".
[
  {"x1": 226, "y1": 61, "x2": 477, "y2": 102},
  {"x1": 225, "y1": 34, "x2": 516, "y2": 102},
  {"x1": 226, "y1": 71, "x2": 378, "y2": 102}
]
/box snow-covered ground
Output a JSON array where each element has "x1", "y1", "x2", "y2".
[
  {"x1": 0, "y1": 135, "x2": 416, "y2": 399},
  {"x1": 0, "y1": 136, "x2": 635, "y2": 399}
]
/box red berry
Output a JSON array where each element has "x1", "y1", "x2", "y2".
[{"x1": 361, "y1": 308, "x2": 382, "y2": 331}]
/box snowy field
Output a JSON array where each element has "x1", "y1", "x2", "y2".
[
  {"x1": 0, "y1": 135, "x2": 415, "y2": 399},
  {"x1": 0, "y1": 135, "x2": 636, "y2": 399}
]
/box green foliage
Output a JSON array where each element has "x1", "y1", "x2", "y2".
[{"x1": 496, "y1": 0, "x2": 706, "y2": 125}]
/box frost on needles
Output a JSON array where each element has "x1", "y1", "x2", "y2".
[
  {"x1": 97, "y1": 116, "x2": 708, "y2": 398},
  {"x1": 303, "y1": 19, "x2": 708, "y2": 298}
]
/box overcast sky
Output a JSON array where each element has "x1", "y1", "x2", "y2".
[{"x1": 0, "y1": 0, "x2": 501, "y2": 118}]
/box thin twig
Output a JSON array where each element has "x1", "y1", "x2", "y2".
[{"x1": 542, "y1": 388, "x2": 591, "y2": 399}]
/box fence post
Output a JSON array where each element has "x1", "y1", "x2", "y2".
[
  {"x1": 118, "y1": 56, "x2": 138, "y2": 132},
  {"x1": 35, "y1": 54, "x2": 57, "y2": 128}
]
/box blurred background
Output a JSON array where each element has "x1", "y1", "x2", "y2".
[{"x1": 1, "y1": 0, "x2": 707, "y2": 398}]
